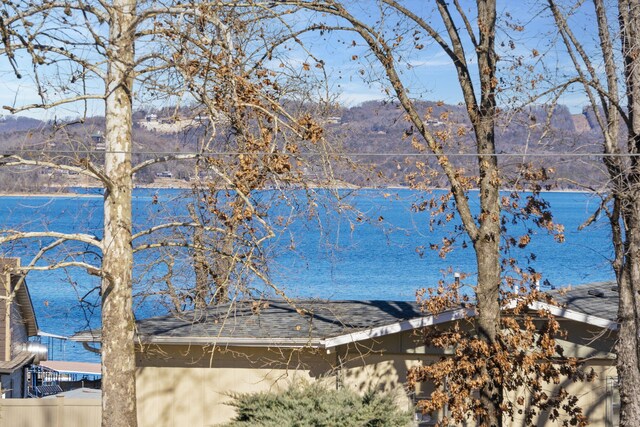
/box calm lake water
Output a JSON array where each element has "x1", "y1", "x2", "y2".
[{"x1": 0, "y1": 188, "x2": 615, "y2": 362}]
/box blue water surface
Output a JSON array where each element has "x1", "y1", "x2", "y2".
[{"x1": 0, "y1": 188, "x2": 614, "y2": 362}]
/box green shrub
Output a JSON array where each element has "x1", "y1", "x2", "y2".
[{"x1": 222, "y1": 382, "x2": 413, "y2": 427}]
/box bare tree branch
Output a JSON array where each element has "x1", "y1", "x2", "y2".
[
  {"x1": 132, "y1": 222, "x2": 226, "y2": 241},
  {"x1": 0, "y1": 230, "x2": 102, "y2": 248},
  {"x1": 2, "y1": 94, "x2": 105, "y2": 114}
]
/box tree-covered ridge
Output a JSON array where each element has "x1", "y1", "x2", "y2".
[{"x1": 0, "y1": 101, "x2": 603, "y2": 192}]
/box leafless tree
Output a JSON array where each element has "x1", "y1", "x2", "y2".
[
  {"x1": 548, "y1": 0, "x2": 640, "y2": 425},
  {"x1": 276, "y1": 1, "x2": 506, "y2": 424},
  {"x1": 271, "y1": 1, "x2": 589, "y2": 425},
  {"x1": 0, "y1": 2, "x2": 331, "y2": 426}
]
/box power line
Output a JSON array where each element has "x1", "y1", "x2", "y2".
[{"x1": 1, "y1": 150, "x2": 639, "y2": 157}]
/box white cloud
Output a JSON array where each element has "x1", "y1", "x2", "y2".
[{"x1": 406, "y1": 51, "x2": 452, "y2": 68}]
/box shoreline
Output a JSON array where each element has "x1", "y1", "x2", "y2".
[{"x1": 0, "y1": 185, "x2": 596, "y2": 198}]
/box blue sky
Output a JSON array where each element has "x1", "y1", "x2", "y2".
[{"x1": 0, "y1": 0, "x2": 606, "y2": 120}]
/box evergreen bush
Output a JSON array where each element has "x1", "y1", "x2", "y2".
[{"x1": 223, "y1": 382, "x2": 413, "y2": 427}]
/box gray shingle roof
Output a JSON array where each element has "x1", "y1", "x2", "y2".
[
  {"x1": 72, "y1": 282, "x2": 621, "y2": 346},
  {"x1": 140, "y1": 300, "x2": 423, "y2": 341},
  {"x1": 73, "y1": 300, "x2": 429, "y2": 346},
  {"x1": 549, "y1": 281, "x2": 618, "y2": 323}
]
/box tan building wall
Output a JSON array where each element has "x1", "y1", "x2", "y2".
[
  {"x1": 134, "y1": 324, "x2": 618, "y2": 427},
  {"x1": 137, "y1": 366, "x2": 312, "y2": 427},
  {"x1": 0, "y1": 397, "x2": 101, "y2": 427},
  {"x1": 508, "y1": 361, "x2": 618, "y2": 427},
  {"x1": 136, "y1": 345, "x2": 331, "y2": 427},
  {"x1": 0, "y1": 332, "x2": 619, "y2": 427}
]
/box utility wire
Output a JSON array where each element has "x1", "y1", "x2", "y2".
[{"x1": 1, "y1": 150, "x2": 639, "y2": 157}]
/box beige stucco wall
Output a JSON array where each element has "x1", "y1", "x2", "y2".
[
  {"x1": 0, "y1": 397, "x2": 101, "y2": 426},
  {"x1": 136, "y1": 345, "x2": 335, "y2": 427},
  {"x1": 135, "y1": 324, "x2": 618, "y2": 427},
  {"x1": 137, "y1": 366, "x2": 312, "y2": 427},
  {"x1": 135, "y1": 334, "x2": 436, "y2": 426},
  {"x1": 508, "y1": 361, "x2": 618, "y2": 427}
]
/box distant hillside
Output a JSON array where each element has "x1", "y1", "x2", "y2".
[
  {"x1": 0, "y1": 115, "x2": 45, "y2": 133},
  {"x1": 322, "y1": 101, "x2": 602, "y2": 189},
  {"x1": 0, "y1": 101, "x2": 605, "y2": 192}
]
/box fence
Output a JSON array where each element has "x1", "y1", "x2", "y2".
[{"x1": 0, "y1": 396, "x2": 101, "y2": 427}]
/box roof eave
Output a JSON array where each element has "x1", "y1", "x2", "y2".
[
  {"x1": 528, "y1": 300, "x2": 618, "y2": 330},
  {"x1": 141, "y1": 336, "x2": 324, "y2": 348},
  {"x1": 322, "y1": 307, "x2": 474, "y2": 348},
  {"x1": 71, "y1": 334, "x2": 324, "y2": 349},
  {"x1": 17, "y1": 278, "x2": 38, "y2": 336},
  {"x1": 0, "y1": 351, "x2": 35, "y2": 374},
  {"x1": 2, "y1": 259, "x2": 38, "y2": 336}
]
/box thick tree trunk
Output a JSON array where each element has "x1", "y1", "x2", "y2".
[
  {"x1": 474, "y1": 236, "x2": 502, "y2": 427},
  {"x1": 101, "y1": 0, "x2": 137, "y2": 426},
  {"x1": 189, "y1": 203, "x2": 233, "y2": 307},
  {"x1": 617, "y1": 1, "x2": 640, "y2": 425},
  {"x1": 473, "y1": 1, "x2": 501, "y2": 424},
  {"x1": 213, "y1": 229, "x2": 233, "y2": 303},
  {"x1": 303, "y1": 1, "x2": 504, "y2": 423},
  {"x1": 189, "y1": 204, "x2": 211, "y2": 309},
  {"x1": 617, "y1": 265, "x2": 640, "y2": 426},
  {"x1": 473, "y1": 126, "x2": 502, "y2": 427},
  {"x1": 192, "y1": 223, "x2": 208, "y2": 308},
  {"x1": 614, "y1": 165, "x2": 640, "y2": 422}
]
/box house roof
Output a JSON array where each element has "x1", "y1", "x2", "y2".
[
  {"x1": 72, "y1": 300, "x2": 470, "y2": 348},
  {"x1": 71, "y1": 281, "x2": 620, "y2": 349},
  {"x1": 40, "y1": 360, "x2": 101, "y2": 376},
  {"x1": 43, "y1": 387, "x2": 101, "y2": 399},
  {"x1": 13, "y1": 275, "x2": 38, "y2": 336},
  {"x1": 548, "y1": 281, "x2": 618, "y2": 323},
  {"x1": 1, "y1": 258, "x2": 38, "y2": 336},
  {"x1": 0, "y1": 351, "x2": 35, "y2": 374}
]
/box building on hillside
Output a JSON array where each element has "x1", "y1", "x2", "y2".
[
  {"x1": 0, "y1": 258, "x2": 47, "y2": 398},
  {"x1": 89, "y1": 131, "x2": 106, "y2": 151},
  {"x1": 73, "y1": 283, "x2": 620, "y2": 427}
]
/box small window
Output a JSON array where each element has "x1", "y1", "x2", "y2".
[
  {"x1": 607, "y1": 377, "x2": 620, "y2": 427},
  {"x1": 412, "y1": 381, "x2": 446, "y2": 426}
]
